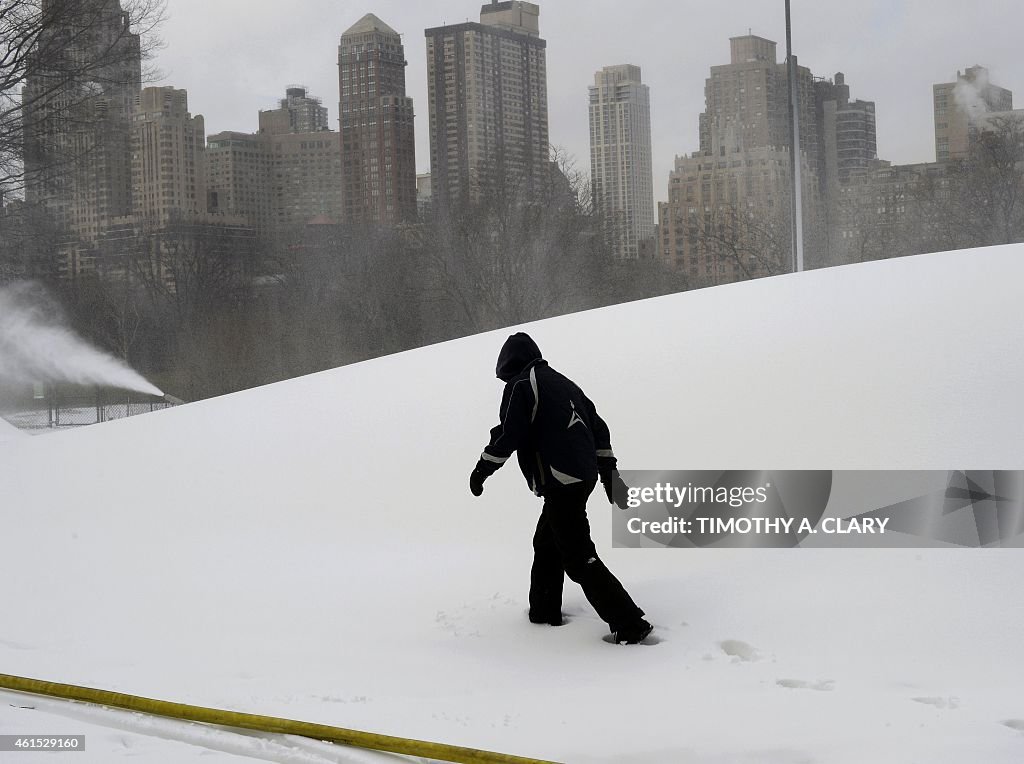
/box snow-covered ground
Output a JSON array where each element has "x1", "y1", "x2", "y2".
[
  {"x1": 2, "y1": 245, "x2": 1024, "y2": 764},
  {"x1": 0, "y1": 415, "x2": 26, "y2": 444}
]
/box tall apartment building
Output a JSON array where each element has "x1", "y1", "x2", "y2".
[
  {"x1": 816, "y1": 73, "x2": 877, "y2": 189},
  {"x1": 131, "y1": 87, "x2": 206, "y2": 228},
  {"x1": 699, "y1": 35, "x2": 819, "y2": 178},
  {"x1": 205, "y1": 132, "x2": 274, "y2": 235},
  {"x1": 588, "y1": 64, "x2": 654, "y2": 259},
  {"x1": 259, "y1": 86, "x2": 329, "y2": 135},
  {"x1": 22, "y1": 0, "x2": 141, "y2": 276},
  {"x1": 425, "y1": 1, "x2": 549, "y2": 211},
  {"x1": 206, "y1": 87, "x2": 343, "y2": 236},
  {"x1": 658, "y1": 35, "x2": 825, "y2": 283},
  {"x1": 269, "y1": 132, "x2": 343, "y2": 229},
  {"x1": 95, "y1": 87, "x2": 253, "y2": 286},
  {"x1": 934, "y1": 66, "x2": 1013, "y2": 161},
  {"x1": 813, "y1": 72, "x2": 878, "y2": 267},
  {"x1": 338, "y1": 14, "x2": 416, "y2": 225}
]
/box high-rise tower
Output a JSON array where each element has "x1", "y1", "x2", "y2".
[
  {"x1": 425, "y1": 1, "x2": 549, "y2": 211},
  {"x1": 815, "y1": 73, "x2": 877, "y2": 188},
  {"x1": 22, "y1": 0, "x2": 141, "y2": 276},
  {"x1": 699, "y1": 35, "x2": 818, "y2": 177},
  {"x1": 589, "y1": 65, "x2": 654, "y2": 259},
  {"x1": 658, "y1": 35, "x2": 824, "y2": 282},
  {"x1": 131, "y1": 87, "x2": 206, "y2": 228},
  {"x1": 338, "y1": 14, "x2": 417, "y2": 225}
]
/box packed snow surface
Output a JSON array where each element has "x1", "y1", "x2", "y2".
[
  {"x1": 2, "y1": 246, "x2": 1024, "y2": 763},
  {"x1": 0, "y1": 415, "x2": 25, "y2": 444}
]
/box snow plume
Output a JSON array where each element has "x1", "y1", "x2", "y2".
[
  {"x1": 953, "y1": 69, "x2": 991, "y2": 124},
  {"x1": 0, "y1": 281, "x2": 163, "y2": 397}
]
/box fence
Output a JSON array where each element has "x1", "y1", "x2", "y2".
[{"x1": 0, "y1": 385, "x2": 180, "y2": 433}]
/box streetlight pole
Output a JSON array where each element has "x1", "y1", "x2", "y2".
[{"x1": 785, "y1": 0, "x2": 804, "y2": 272}]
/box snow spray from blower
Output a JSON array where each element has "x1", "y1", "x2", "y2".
[{"x1": 0, "y1": 282, "x2": 163, "y2": 397}]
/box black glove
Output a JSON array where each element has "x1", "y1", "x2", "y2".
[
  {"x1": 598, "y1": 456, "x2": 629, "y2": 510},
  {"x1": 470, "y1": 458, "x2": 497, "y2": 497},
  {"x1": 470, "y1": 467, "x2": 487, "y2": 496}
]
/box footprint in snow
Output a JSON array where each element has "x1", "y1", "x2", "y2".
[
  {"x1": 912, "y1": 696, "x2": 960, "y2": 710},
  {"x1": 434, "y1": 609, "x2": 482, "y2": 638},
  {"x1": 1000, "y1": 719, "x2": 1024, "y2": 732},
  {"x1": 777, "y1": 678, "x2": 835, "y2": 692},
  {"x1": 720, "y1": 639, "x2": 760, "y2": 662}
]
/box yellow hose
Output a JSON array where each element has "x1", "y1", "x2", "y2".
[{"x1": 0, "y1": 673, "x2": 560, "y2": 764}]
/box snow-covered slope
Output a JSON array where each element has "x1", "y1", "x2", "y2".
[
  {"x1": 2, "y1": 246, "x2": 1024, "y2": 764},
  {"x1": 0, "y1": 415, "x2": 26, "y2": 444}
]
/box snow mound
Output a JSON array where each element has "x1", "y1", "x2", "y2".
[{"x1": 2, "y1": 245, "x2": 1023, "y2": 764}]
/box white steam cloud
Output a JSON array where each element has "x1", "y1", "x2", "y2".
[
  {"x1": 0, "y1": 282, "x2": 163, "y2": 397},
  {"x1": 953, "y1": 69, "x2": 991, "y2": 125}
]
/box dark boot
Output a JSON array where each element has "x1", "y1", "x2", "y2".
[
  {"x1": 528, "y1": 610, "x2": 567, "y2": 626},
  {"x1": 610, "y1": 618, "x2": 654, "y2": 644}
]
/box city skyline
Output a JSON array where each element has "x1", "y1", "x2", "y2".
[{"x1": 154, "y1": 0, "x2": 1022, "y2": 204}]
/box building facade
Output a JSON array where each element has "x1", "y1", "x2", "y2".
[
  {"x1": 815, "y1": 72, "x2": 877, "y2": 190},
  {"x1": 699, "y1": 36, "x2": 819, "y2": 179},
  {"x1": 338, "y1": 14, "x2": 417, "y2": 225},
  {"x1": 588, "y1": 64, "x2": 654, "y2": 259},
  {"x1": 658, "y1": 146, "x2": 820, "y2": 283},
  {"x1": 658, "y1": 35, "x2": 824, "y2": 283},
  {"x1": 259, "y1": 86, "x2": 329, "y2": 135},
  {"x1": 205, "y1": 131, "x2": 274, "y2": 235},
  {"x1": 131, "y1": 87, "x2": 207, "y2": 228},
  {"x1": 425, "y1": 1, "x2": 549, "y2": 211},
  {"x1": 269, "y1": 132, "x2": 344, "y2": 230},
  {"x1": 22, "y1": 0, "x2": 141, "y2": 276},
  {"x1": 206, "y1": 87, "x2": 343, "y2": 236}
]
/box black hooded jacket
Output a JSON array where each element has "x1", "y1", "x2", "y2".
[{"x1": 479, "y1": 332, "x2": 616, "y2": 496}]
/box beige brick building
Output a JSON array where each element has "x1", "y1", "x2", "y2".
[
  {"x1": 205, "y1": 132, "x2": 274, "y2": 235},
  {"x1": 700, "y1": 36, "x2": 819, "y2": 179},
  {"x1": 205, "y1": 88, "x2": 343, "y2": 237},
  {"x1": 658, "y1": 35, "x2": 823, "y2": 283},
  {"x1": 658, "y1": 146, "x2": 819, "y2": 284},
  {"x1": 269, "y1": 132, "x2": 343, "y2": 229},
  {"x1": 132, "y1": 87, "x2": 207, "y2": 228}
]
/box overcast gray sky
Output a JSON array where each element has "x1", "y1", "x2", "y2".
[{"x1": 155, "y1": 0, "x2": 1022, "y2": 203}]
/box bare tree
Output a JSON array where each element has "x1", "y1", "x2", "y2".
[
  {"x1": 415, "y1": 151, "x2": 607, "y2": 335},
  {"x1": 904, "y1": 115, "x2": 1024, "y2": 253},
  {"x1": 1, "y1": 0, "x2": 165, "y2": 195},
  {"x1": 117, "y1": 216, "x2": 255, "y2": 398},
  {"x1": 959, "y1": 114, "x2": 1024, "y2": 246},
  {"x1": 0, "y1": 199, "x2": 60, "y2": 282},
  {"x1": 694, "y1": 203, "x2": 791, "y2": 281}
]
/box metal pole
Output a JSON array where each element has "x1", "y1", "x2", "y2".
[{"x1": 786, "y1": 0, "x2": 804, "y2": 272}]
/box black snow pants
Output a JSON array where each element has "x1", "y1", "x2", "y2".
[{"x1": 529, "y1": 479, "x2": 644, "y2": 632}]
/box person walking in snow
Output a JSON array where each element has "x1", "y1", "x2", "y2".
[{"x1": 469, "y1": 332, "x2": 653, "y2": 645}]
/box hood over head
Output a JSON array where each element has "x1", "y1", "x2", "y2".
[{"x1": 495, "y1": 332, "x2": 542, "y2": 382}]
